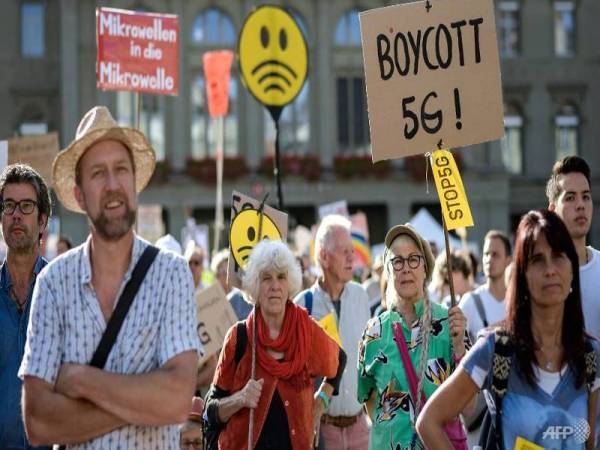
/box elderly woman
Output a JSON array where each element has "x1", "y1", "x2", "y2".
[
  {"x1": 205, "y1": 240, "x2": 346, "y2": 450},
  {"x1": 417, "y1": 209, "x2": 600, "y2": 450},
  {"x1": 357, "y1": 223, "x2": 469, "y2": 450}
]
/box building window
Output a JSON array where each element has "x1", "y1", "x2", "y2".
[
  {"x1": 264, "y1": 81, "x2": 310, "y2": 155},
  {"x1": 117, "y1": 93, "x2": 165, "y2": 161},
  {"x1": 21, "y1": 2, "x2": 45, "y2": 57},
  {"x1": 501, "y1": 103, "x2": 523, "y2": 174},
  {"x1": 554, "y1": 1, "x2": 576, "y2": 57},
  {"x1": 190, "y1": 76, "x2": 238, "y2": 159},
  {"x1": 334, "y1": 9, "x2": 361, "y2": 46},
  {"x1": 497, "y1": 1, "x2": 519, "y2": 57},
  {"x1": 337, "y1": 77, "x2": 370, "y2": 153},
  {"x1": 555, "y1": 103, "x2": 579, "y2": 160},
  {"x1": 191, "y1": 8, "x2": 235, "y2": 45}
]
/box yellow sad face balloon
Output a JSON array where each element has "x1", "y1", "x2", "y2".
[
  {"x1": 230, "y1": 209, "x2": 282, "y2": 270},
  {"x1": 238, "y1": 5, "x2": 308, "y2": 108}
]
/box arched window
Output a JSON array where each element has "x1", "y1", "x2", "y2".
[
  {"x1": 555, "y1": 103, "x2": 579, "y2": 159},
  {"x1": 264, "y1": 81, "x2": 310, "y2": 155},
  {"x1": 497, "y1": 1, "x2": 520, "y2": 57},
  {"x1": 501, "y1": 102, "x2": 523, "y2": 174},
  {"x1": 21, "y1": 2, "x2": 45, "y2": 57},
  {"x1": 334, "y1": 9, "x2": 361, "y2": 46},
  {"x1": 191, "y1": 8, "x2": 235, "y2": 45},
  {"x1": 190, "y1": 76, "x2": 238, "y2": 159}
]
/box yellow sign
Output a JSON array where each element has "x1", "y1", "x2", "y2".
[
  {"x1": 229, "y1": 208, "x2": 282, "y2": 270},
  {"x1": 238, "y1": 5, "x2": 308, "y2": 108},
  {"x1": 431, "y1": 149, "x2": 474, "y2": 230},
  {"x1": 514, "y1": 436, "x2": 545, "y2": 450},
  {"x1": 318, "y1": 313, "x2": 343, "y2": 348}
]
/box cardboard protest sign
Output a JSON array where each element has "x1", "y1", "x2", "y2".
[
  {"x1": 203, "y1": 51, "x2": 234, "y2": 118},
  {"x1": 360, "y1": 0, "x2": 504, "y2": 161},
  {"x1": 8, "y1": 133, "x2": 59, "y2": 186},
  {"x1": 430, "y1": 149, "x2": 473, "y2": 230},
  {"x1": 196, "y1": 283, "x2": 238, "y2": 364},
  {"x1": 227, "y1": 191, "x2": 288, "y2": 288},
  {"x1": 96, "y1": 7, "x2": 179, "y2": 95}
]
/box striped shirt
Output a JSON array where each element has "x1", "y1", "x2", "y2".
[{"x1": 19, "y1": 234, "x2": 202, "y2": 450}]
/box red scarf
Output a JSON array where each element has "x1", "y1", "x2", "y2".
[{"x1": 247, "y1": 302, "x2": 312, "y2": 389}]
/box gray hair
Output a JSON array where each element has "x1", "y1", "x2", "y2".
[
  {"x1": 242, "y1": 239, "x2": 302, "y2": 304},
  {"x1": 314, "y1": 214, "x2": 352, "y2": 270}
]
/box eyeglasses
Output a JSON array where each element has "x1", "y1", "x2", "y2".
[
  {"x1": 180, "y1": 439, "x2": 202, "y2": 449},
  {"x1": 1, "y1": 199, "x2": 38, "y2": 216},
  {"x1": 188, "y1": 259, "x2": 203, "y2": 267},
  {"x1": 389, "y1": 254, "x2": 424, "y2": 271}
]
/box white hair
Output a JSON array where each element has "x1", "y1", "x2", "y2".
[
  {"x1": 242, "y1": 239, "x2": 302, "y2": 304},
  {"x1": 210, "y1": 248, "x2": 229, "y2": 273},
  {"x1": 314, "y1": 214, "x2": 352, "y2": 269}
]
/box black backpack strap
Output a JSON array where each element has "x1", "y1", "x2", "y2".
[
  {"x1": 89, "y1": 245, "x2": 159, "y2": 368},
  {"x1": 234, "y1": 321, "x2": 247, "y2": 365},
  {"x1": 472, "y1": 292, "x2": 489, "y2": 328},
  {"x1": 489, "y1": 330, "x2": 514, "y2": 450}
]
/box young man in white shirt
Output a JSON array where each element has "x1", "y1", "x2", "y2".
[
  {"x1": 547, "y1": 156, "x2": 600, "y2": 338},
  {"x1": 459, "y1": 230, "x2": 512, "y2": 342}
]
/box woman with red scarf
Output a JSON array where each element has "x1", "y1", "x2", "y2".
[{"x1": 205, "y1": 240, "x2": 346, "y2": 450}]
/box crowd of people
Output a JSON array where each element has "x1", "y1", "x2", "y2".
[{"x1": 1, "y1": 104, "x2": 599, "y2": 450}]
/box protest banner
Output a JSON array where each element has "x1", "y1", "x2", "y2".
[
  {"x1": 8, "y1": 133, "x2": 59, "y2": 186},
  {"x1": 351, "y1": 212, "x2": 372, "y2": 269},
  {"x1": 227, "y1": 191, "x2": 288, "y2": 288},
  {"x1": 96, "y1": 7, "x2": 179, "y2": 95},
  {"x1": 203, "y1": 50, "x2": 234, "y2": 256},
  {"x1": 430, "y1": 149, "x2": 473, "y2": 230},
  {"x1": 238, "y1": 5, "x2": 309, "y2": 209},
  {"x1": 360, "y1": 0, "x2": 504, "y2": 161},
  {"x1": 195, "y1": 283, "x2": 237, "y2": 365},
  {"x1": 136, "y1": 204, "x2": 164, "y2": 244},
  {"x1": 318, "y1": 200, "x2": 350, "y2": 220}
]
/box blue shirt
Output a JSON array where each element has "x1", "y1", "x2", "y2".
[
  {"x1": 0, "y1": 256, "x2": 49, "y2": 450},
  {"x1": 461, "y1": 332, "x2": 600, "y2": 450}
]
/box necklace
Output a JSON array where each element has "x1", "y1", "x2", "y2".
[{"x1": 538, "y1": 345, "x2": 561, "y2": 371}]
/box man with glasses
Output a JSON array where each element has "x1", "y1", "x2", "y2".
[
  {"x1": 294, "y1": 214, "x2": 371, "y2": 450},
  {"x1": 0, "y1": 164, "x2": 51, "y2": 450}
]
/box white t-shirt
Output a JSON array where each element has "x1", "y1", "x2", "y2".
[
  {"x1": 580, "y1": 246, "x2": 600, "y2": 339},
  {"x1": 459, "y1": 285, "x2": 506, "y2": 340}
]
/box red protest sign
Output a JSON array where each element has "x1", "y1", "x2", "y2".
[
  {"x1": 96, "y1": 7, "x2": 179, "y2": 96},
  {"x1": 202, "y1": 51, "x2": 234, "y2": 118}
]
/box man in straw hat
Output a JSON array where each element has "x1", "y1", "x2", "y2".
[{"x1": 19, "y1": 106, "x2": 201, "y2": 449}]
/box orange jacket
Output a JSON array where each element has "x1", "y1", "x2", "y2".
[{"x1": 214, "y1": 318, "x2": 339, "y2": 450}]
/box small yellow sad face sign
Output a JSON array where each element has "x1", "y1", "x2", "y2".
[
  {"x1": 238, "y1": 5, "x2": 308, "y2": 108},
  {"x1": 230, "y1": 209, "x2": 282, "y2": 270}
]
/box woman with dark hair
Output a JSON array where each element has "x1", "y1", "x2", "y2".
[{"x1": 417, "y1": 209, "x2": 600, "y2": 450}]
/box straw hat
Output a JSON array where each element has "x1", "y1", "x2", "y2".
[
  {"x1": 384, "y1": 223, "x2": 435, "y2": 283},
  {"x1": 52, "y1": 106, "x2": 156, "y2": 214}
]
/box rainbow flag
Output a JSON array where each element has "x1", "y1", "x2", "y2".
[{"x1": 352, "y1": 231, "x2": 372, "y2": 268}]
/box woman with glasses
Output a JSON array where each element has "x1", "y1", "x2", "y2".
[
  {"x1": 357, "y1": 223, "x2": 470, "y2": 450},
  {"x1": 417, "y1": 210, "x2": 600, "y2": 450}
]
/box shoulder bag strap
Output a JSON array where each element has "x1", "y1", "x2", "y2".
[
  {"x1": 392, "y1": 322, "x2": 426, "y2": 405},
  {"x1": 472, "y1": 293, "x2": 488, "y2": 328},
  {"x1": 89, "y1": 245, "x2": 159, "y2": 368}
]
